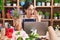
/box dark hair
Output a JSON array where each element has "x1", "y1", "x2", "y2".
[
  {"x1": 23, "y1": 2, "x2": 33, "y2": 10},
  {"x1": 22, "y1": 2, "x2": 33, "y2": 15}
]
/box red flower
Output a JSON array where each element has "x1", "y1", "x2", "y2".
[{"x1": 5, "y1": 28, "x2": 14, "y2": 38}]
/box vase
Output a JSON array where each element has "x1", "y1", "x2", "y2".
[
  {"x1": 42, "y1": 2, "x2": 45, "y2": 6},
  {"x1": 20, "y1": 1, "x2": 25, "y2": 6},
  {"x1": 6, "y1": 3, "x2": 11, "y2": 6},
  {"x1": 46, "y1": 2, "x2": 50, "y2": 6},
  {"x1": 59, "y1": 16, "x2": 60, "y2": 19},
  {"x1": 54, "y1": 3, "x2": 58, "y2": 6},
  {"x1": 45, "y1": 16, "x2": 49, "y2": 19},
  {"x1": 54, "y1": 17, "x2": 58, "y2": 19},
  {"x1": 37, "y1": 2, "x2": 41, "y2": 6},
  {"x1": 13, "y1": 3, "x2": 16, "y2": 6}
]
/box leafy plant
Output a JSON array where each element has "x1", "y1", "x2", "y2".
[
  {"x1": 38, "y1": 11, "x2": 43, "y2": 15},
  {"x1": 45, "y1": 12, "x2": 49, "y2": 16},
  {"x1": 12, "y1": 9, "x2": 20, "y2": 19},
  {"x1": 46, "y1": 0, "x2": 50, "y2": 2},
  {"x1": 54, "y1": 13, "x2": 57, "y2": 17},
  {"x1": 0, "y1": 0, "x2": 4, "y2": 10},
  {"x1": 59, "y1": 13, "x2": 60, "y2": 16},
  {"x1": 54, "y1": 0, "x2": 59, "y2": 3},
  {"x1": 20, "y1": 0, "x2": 26, "y2": 2},
  {"x1": 6, "y1": 0, "x2": 11, "y2": 2},
  {"x1": 36, "y1": 0, "x2": 45, "y2": 2},
  {"x1": 17, "y1": 37, "x2": 23, "y2": 40},
  {"x1": 26, "y1": 31, "x2": 40, "y2": 40}
]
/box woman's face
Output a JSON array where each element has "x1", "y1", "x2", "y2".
[{"x1": 25, "y1": 5, "x2": 34, "y2": 15}]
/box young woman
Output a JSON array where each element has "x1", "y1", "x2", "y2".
[{"x1": 22, "y1": 2, "x2": 41, "y2": 22}]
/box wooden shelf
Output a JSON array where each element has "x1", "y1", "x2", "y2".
[
  {"x1": 53, "y1": 19, "x2": 60, "y2": 21},
  {"x1": 4, "y1": 19, "x2": 14, "y2": 20},
  {"x1": 35, "y1": 6, "x2": 51, "y2": 8},
  {"x1": 4, "y1": 6, "x2": 17, "y2": 8},
  {"x1": 41, "y1": 19, "x2": 51, "y2": 21},
  {"x1": 53, "y1": 6, "x2": 60, "y2": 7}
]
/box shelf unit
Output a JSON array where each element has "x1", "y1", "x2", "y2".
[{"x1": 0, "y1": 0, "x2": 60, "y2": 27}]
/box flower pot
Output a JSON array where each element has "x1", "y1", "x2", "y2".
[
  {"x1": 45, "y1": 16, "x2": 49, "y2": 19},
  {"x1": 6, "y1": 3, "x2": 11, "y2": 6},
  {"x1": 46, "y1": 2, "x2": 50, "y2": 6},
  {"x1": 57, "y1": 3, "x2": 60, "y2": 6},
  {"x1": 20, "y1": 1, "x2": 25, "y2": 6},
  {"x1": 54, "y1": 17, "x2": 58, "y2": 19},
  {"x1": 59, "y1": 16, "x2": 60, "y2": 19},
  {"x1": 54, "y1": 3, "x2": 58, "y2": 6},
  {"x1": 13, "y1": 3, "x2": 16, "y2": 6},
  {"x1": 42, "y1": 2, "x2": 45, "y2": 6},
  {"x1": 37, "y1": 2, "x2": 41, "y2": 6}
]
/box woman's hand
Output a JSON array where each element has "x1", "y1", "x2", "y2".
[{"x1": 33, "y1": 10, "x2": 41, "y2": 22}]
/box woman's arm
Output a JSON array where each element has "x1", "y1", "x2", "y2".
[{"x1": 34, "y1": 10, "x2": 41, "y2": 22}]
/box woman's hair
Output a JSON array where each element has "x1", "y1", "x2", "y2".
[
  {"x1": 23, "y1": 2, "x2": 33, "y2": 10},
  {"x1": 22, "y1": 2, "x2": 33, "y2": 14}
]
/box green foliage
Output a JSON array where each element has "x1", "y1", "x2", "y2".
[
  {"x1": 59, "y1": 13, "x2": 60, "y2": 16},
  {"x1": 45, "y1": 12, "x2": 49, "y2": 16},
  {"x1": 54, "y1": 13, "x2": 57, "y2": 17},
  {"x1": 26, "y1": 31, "x2": 40, "y2": 40},
  {"x1": 38, "y1": 11, "x2": 43, "y2": 15},
  {"x1": 17, "y1": 37, "x2": 23, "y2": 40},
  {"x1": 6, "y1": 0, "x2": 11, "y2": 2},
  {"x1": 0, "y1": 0, "x2": 4, "y2": 10},
  {"x1": 36, "y1": 0, "x2": 45, "y2": 2},
  {"x1": 20, "y1": 0, "x2": 26, "y2": 2},
  {"x1": 54, "y1": 0, "x2": 59, "y2": 3},
  {"x1": 13, "y1": 9, "x2": 20, "y2": 19},
  {"x1": 46, "y1": 0, "x2": 50, "y2": 2},
  {"x1": 25, "y1": 0, "x2": 32, "y2": 3}
]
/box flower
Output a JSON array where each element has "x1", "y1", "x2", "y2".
[{"x1": 12, "y1": 9, "x2": 20, "y2": 19}]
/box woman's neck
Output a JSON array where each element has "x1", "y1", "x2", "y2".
[{"x1": 26, "y1": 14, "x2": 32, "y2": 18}]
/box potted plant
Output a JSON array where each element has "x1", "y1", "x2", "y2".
[
  {"x1": 45, "y1": 12, "x2": 50, "y2": 19},
  {"x1": 13, "y1": 3, "x2": 16, "y2": 6},
  {"x1": 12, "y1": 9, "x2": 19, "y2": 19},
  {"x1": 0, "y1": 0, "x2": 4, "y2": 10},
  {"x1": 46, "y1": 0, "x2": 50, "y2": 6},
  {"x1": 20, "y1": 0, "x2": 26, "y2": 6},
  {"x1": 41, "y1": 0, "x2": 46, "y2": 6},
  {"x1": 54, "y1": 13, "x2": 58, "y2": 19},
  {"x1": 58, "y1": 12, "x2": 60, "y2": 19},
  {"x1": 0, "y1": 0, "x2": 4, "y2": 18},
  {"x1": 6, "y1": 0, "x2": 11, "y2": 6},
  {"x1": 58, "y1": 1, "x2": 60, "y2": 6},
  {"x1": 36, "y1": 0, "x2": 42, "y2": 6},
  {"x1": 26, "y1": 29, "x2": 40, "y2": 40},
  {"x1": 38, "y1": 11, "x2": 45, "y2": 19},
  {"x1": 54, "y1": 0, "x2": 59, "y2": 6}
]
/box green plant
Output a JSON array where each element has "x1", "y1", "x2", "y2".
[
  {"x1": 54, "y1": 13, "x2": 57, "y2": 17},
  {"x1": 12, "y1": 9, "x2": 20, "y2": 19},
  {"x1": 36, "y1": 0, "x2": 45, "y2": 2},
  {"x1": 38, "y1": 11, "x2": 43, "y2": 15},
  {"x1": 0, "y1": 0, "x2": 4, "y2": 10},
  {"x1": 26, "y1": 32, "x2": 40, "y2": 40},
  {"x1": 6, "y1": 0, "x2": 11, "y2": 2},
  {"x1": 45, "y1": 12, "x2": 49, "y2": 16},
  {"x1": 54, "y1": 0, "x2": 59, "y2": 3},
  {"x1": 59, "y1": 13, "x2": 60, "y2": 16},
  {"x1": 20, "y1": 0, "x2": 26, "y2": 2},
  {"x1": 17, "y1": 37, "x2": 23, "y2": 40},
  {"x1": 46, "y1": 0, "x2": 50, "y2": 2},
  {"x1": 25, "y1": 0, "x2": 32, "y2": 3}
]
